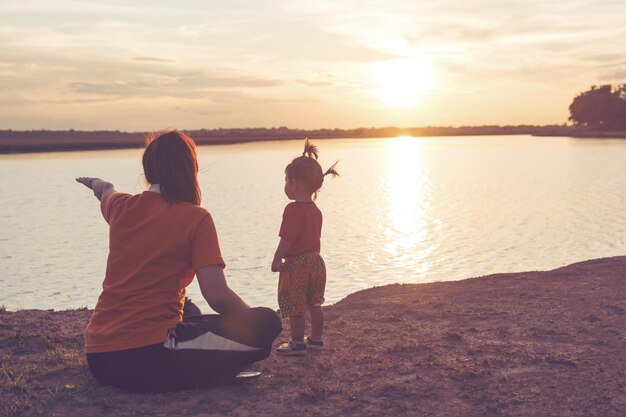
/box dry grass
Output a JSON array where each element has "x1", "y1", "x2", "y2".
[{"x1": 2, "y1": 365, "x2": 29, "y2": 392}]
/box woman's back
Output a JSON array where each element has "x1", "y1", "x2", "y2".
[{"x1": 86, "y1": 191, "x2": 224, "y2": 353}]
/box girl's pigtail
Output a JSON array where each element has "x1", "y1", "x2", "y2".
[
  {"x1": 302, "y1": 138, "x2": 319, "y2": 160},
  {"x1": 323, "y1": 160, "x2": 340, "y2": 178}
]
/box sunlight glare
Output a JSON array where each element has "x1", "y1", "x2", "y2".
[
  {"x1": 372, "y1": 60, "x2": 435, "y2": 108},
  {"x1": 387, "y1": 136, "x2": 426, "y2": 235},
  {"x1": 384, "y1": 136, "x2": 434, "y2": 274}
]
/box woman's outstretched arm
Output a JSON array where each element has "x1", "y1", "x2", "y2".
[
  {"x1": 196, "y1": 265, "x2": 250, "y2": 314},
  {"x1": 75, "y1": 177, "x2": 115, "y2": 201}
]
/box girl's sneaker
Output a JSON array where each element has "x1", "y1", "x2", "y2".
[
  {"x1": 276, "y1": 340, "x2": 307, "y2": 356},
  {"x1": 306, "y1": 336, "x2": 324, "y2": 350}
]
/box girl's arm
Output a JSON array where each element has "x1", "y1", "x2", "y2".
[
  {"x1": 271, "y1": 237, "x2": 294, "y2": 272},
  {"x1": 196, "y1": 265, "x2": 250, "y2": 313},
  {"x1": 75, "y1": 177, "x2": 116, "y2": 201}
]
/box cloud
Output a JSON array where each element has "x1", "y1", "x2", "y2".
[
  {"x1": 69, "y1": 80, "x2": 157, "y2": 97},
  {"x1": 67, "y1": 72, "x2": 281, "y2": 99},
  {"x1": 584, "y1": 54, "x2": 625, "y2": 63},
  {"x1": 174, "y1": 106, "x2": 232, "y2": 116},
  {"x1": 176, "y1": 72, "x2": 281, "y2": 89},
  {"x1": 406, "y1": 25, "x2": 499, "y2": 45},
  {"x1": 42, "y1": 97, "x2": 119, "y2": 104},
  {"x1": 599, "y1": 69, "x2": 626, "y2": 81},
  {"x1": 297, "y1": 80, "x2": 332, "y2": 87},
  {"x1": 131, "y1": 57, "x2": 175, "y2": 63}
]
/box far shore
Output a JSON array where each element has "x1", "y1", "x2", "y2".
[
  {"x1": 4, "y1": 125, "x2": 624, "y2": 154},
  {"x1": 1, "y1": 256, "x2": 624, "y2": 417}
]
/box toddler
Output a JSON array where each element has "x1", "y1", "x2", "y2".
[{"x1": 272, "y1": 139, "x2": 338, "y2": 356}]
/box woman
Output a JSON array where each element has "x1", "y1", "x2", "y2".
[{"x1": 76, "y1": 130, "x2": 282, "y2": 392}]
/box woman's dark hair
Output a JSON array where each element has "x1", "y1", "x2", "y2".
[
  {"x1": 285, "y1": 139, "x2": 339, "y2": 200},
  {"x1": 142, "y1": 130, "x2": 201, "y2": 205}
]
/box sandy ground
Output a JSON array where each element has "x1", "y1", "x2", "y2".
[{"x1": 1, "y1": 256, "x2": 624, "y2": 417}]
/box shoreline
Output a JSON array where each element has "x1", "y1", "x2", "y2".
[
  {"x1": 1, "y1": 130, "x2": 625, "y2": 155},
  {"x1": 0, "y1": 125, "x2": 599, "y2": 155},
  {"x1": 1, "y1": 256, "x2": 624, "y2": 416}
]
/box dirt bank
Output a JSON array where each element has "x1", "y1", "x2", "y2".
[{"x1": 1, "y1": 256, "x2": 624, "y2": 417}]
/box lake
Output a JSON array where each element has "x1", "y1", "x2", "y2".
[{"x1": 1, "y1": 135, "x2": 625, "y2": 311}]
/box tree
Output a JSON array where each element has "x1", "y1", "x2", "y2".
[{"x1": 569, "y1": 84, "x2": 626, "y2": 130}]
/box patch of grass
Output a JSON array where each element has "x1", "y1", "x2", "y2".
[
  {"x1": 442, "y1": 332, "x2": 464, "y2": 343},
  {"x1": 495, "y1": 327, "x2": 511, "y2": 338},
  {"x1": 46, "y1": 346, "x2": 82, "y2": 362},
  {"x1": 369, "y1": 313, "x2": 403, "y2": 323},
  {"x1": 531, "y1": 353, "x2": 578, "y2": 367},
  {"x1": 384, "y1": 401, "x2": 410, "y2": 414},
  {"x1": 314, "y1": 358, "x2": 338, "y2": 372},
  {"x1": 299, "y1": 380, "x2": 340, "y2": 401},
  {"x1": 460, "y1": 366, "x2": 491, "y2": 379},
  {"x1": 45, "y1": 383, "x2": 78, "y2": 403},
  {"x1": 377, "y1": 379, "x2": 413, "y2": 396},
  {"x1": 385, "y1": 343, "x2": 428, "y2": 354},
  {"x1": 352, "y1": 352, "x2": 379, "y2": 362},
  {"x1": 2, "y1": 396, "x2": 34, "y2": 417},
  {"x1": 480, "y1": 356, "x2": 513, "y2": 367},
  {"x1": 10, "y1": 329, "x2": 55, "y2": 352},
  {"x1": 1, "y1": 365, "x2": 29, "y2": 392},
  {"x1": 59, "y1": 306, "x2": 89, "y2": 312}
]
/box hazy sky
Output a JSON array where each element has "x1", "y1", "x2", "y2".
[{"x1": 1, "y1": 0, "x2": 625, "y2": 130}]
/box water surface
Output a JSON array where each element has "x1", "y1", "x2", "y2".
[{"x1": 1, "y1": 135, "x2": 625, "y2": 311}]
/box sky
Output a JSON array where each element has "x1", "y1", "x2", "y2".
[{"x1": 1, "y1": 0, "x2": 625, "y2": 131}]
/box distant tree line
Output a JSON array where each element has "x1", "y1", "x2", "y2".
[
  {"x1": 0, "y1": 124, "x2": 576, "y2": 153},
  {"x1": 569, "y1": 84, "x2": 626, "y2": 130}
]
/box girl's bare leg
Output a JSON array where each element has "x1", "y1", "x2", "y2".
[
  {"x1": 309, "y1": 305, "x2": 324, "y2": 340},
  {"x1": 289, "y1": 314, "x2": 305, "y2": 343}
]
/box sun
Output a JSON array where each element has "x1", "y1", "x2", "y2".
[{"x1": 371, "y1": 60, "x2": 435, "y2": 108}]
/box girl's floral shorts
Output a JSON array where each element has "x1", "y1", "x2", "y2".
[{"x1": 278, "y1": 252, "x2": 326, "y2": 318}]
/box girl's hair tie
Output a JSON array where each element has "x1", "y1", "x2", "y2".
[
  {"x1": 302, "y1": 138, "x2": 319, "y2": 160},
  {"x1": 324, "y1": 161, "x2": 340, "y2": 178}
]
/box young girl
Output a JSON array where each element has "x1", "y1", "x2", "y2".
[{"x1": 272, "y1": 139, "x2": 338, "y2": 356}]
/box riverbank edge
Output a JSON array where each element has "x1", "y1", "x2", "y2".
[
  {"x1": 1, "y1": 256, "x2": 624, "y2": 417},
  {"x1": 0, "y1": 125, "x2": 599, "y2": 155},
  {"x1": 534, "y1": 130, "x2": 626, "y2": 139},
  {"x1": 2, "y1": 130, "x2": 625, "y2": 155}
]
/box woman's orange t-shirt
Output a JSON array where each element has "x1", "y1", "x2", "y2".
[{"x1": 84, "y1": 191, "x2": 225, "y2": 353}]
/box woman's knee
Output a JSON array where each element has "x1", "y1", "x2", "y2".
[{"x1": 250, "y1": 307, "x2": 282, "y2": 336}]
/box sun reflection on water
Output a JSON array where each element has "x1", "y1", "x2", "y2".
[{"x1": 384, "y1": 136, "x2": 434, "y2": 274}]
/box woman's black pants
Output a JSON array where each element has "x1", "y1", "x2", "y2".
[{"x1": 86, "y1": 307, "x2": 282, "y2": 392}]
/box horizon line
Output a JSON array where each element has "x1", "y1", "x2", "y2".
[{"x1": 0, "y1": 123, "x2": 574, "y2": 134}]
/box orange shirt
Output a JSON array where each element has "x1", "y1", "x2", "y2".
[
  {"x1": 279, "y1": 202, "x2": 322, "y2": 258},
  {"x1": 85, "y1": 191, "x2": 225, "y2": 353}
]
